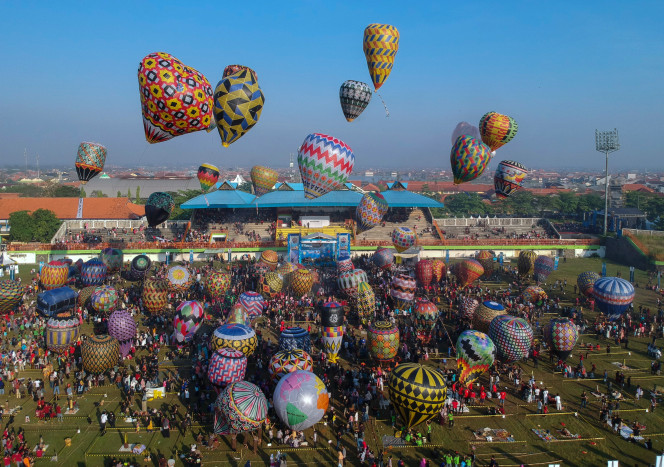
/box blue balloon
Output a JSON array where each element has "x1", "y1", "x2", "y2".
[{"x1": 593, "y1": 277, "x2": 635, "y2": 321}]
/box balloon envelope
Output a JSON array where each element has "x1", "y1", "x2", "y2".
[
  {"x1": 543, "y1": 318, "x2": 578, "y2": 361},
  {"x1": 356, "y1": 192, "x2": 388, "y2": 232},
  {"x1": 198, "y1": 163, "x2": 220, "y2": 191},
  {"x1": 0, "y1": 280, "x2": 23, "y2": 313},
  {"x1": 489, "y1": 315, "x2": 533, "y2": 363},
  {"x1": 250, "y1": 166, "x2": 278, "y2": 196},
  {"x1": 213, "y1": 68, "x2": 264, "y2": 147},
  {"x1": 456, "y1": 330, "x2": 496, "y2": 386},
  {"x1": 388, "y1": 363, "x2": 447, "y2": 428},
  {"x1": 517, "y1": 250, "x2": 537, "y2": 276},
  {"x1": 494, "y1": 160, "x2": 527, "y2": 198},
  {"x1": 145, "y1": 192, "x2": 174, "y2": 227},
  {"x1": 339, "y1": 80, "x2": 372, "y2": 121},
  {"x1": 298, "y1": 133, "x2": 355, "y2": 200},
  {"x1": 268, "y1": 349, "x2": 314, "y2": 383},
  {"x1": 450, "y1": 122, "x2": 481, "y2": 144},
  {"x1": 174, "y1": 300, "x2": 204, "y2": 342},
  {"x1": 593, "y1": 277, "x2": 635, "y2": 320},
  {"x1": 455, "y1": 259, "x2": 484, "y2": 288},
  {"x1": 214, "y1": 381, "x2": 267, "y2": 434},
  {"x1": 577, "y1": 271, "x2": 600, "y2": 297},
  {"x1": 273, "y1": 370, "x2": 329, "y2": 430},
  {"x1": 416, "y1": 260, "x2": 433, "y2": 287},
  {"x1": 391, "y1": 227, "x2": 416, "y2": 253},
  {"x1": 363, "y1": 24, "x2": 399, "y2": 90},
  {"x1": 373, "y1": 247, "x2": 394, "y2": 270},
  {"x1": 450, "y1": 136, "x2": 492, "y2": 185},
  {"x1": 479, "y1": 111, "x2": 518, "y2": 151},
  {"x1": 534, "y1": 256, "x2": 555, "y2": 282},
  {"x1": 75, "y1": 142, "x2": 107, "y2": 184}
]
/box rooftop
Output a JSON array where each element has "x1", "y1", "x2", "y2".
[{"x1": 0, "y1": 197, "x2": 145, "y2": 220}]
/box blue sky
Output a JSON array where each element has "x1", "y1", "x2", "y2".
[{"x1": 1, "y1": 1, "x2": 662, "y2": 171}]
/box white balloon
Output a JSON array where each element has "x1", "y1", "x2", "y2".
[{"x1": 451, "y1": 122, "x2": 481, "y2": 144}]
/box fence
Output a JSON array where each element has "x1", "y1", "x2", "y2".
[{"x1": 435, "y1": 217, "x2": 544, "y2": 227}]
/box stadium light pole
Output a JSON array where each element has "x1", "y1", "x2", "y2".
[{"x1": 595, "y1": 129, "x2": 620, "y2": 236}]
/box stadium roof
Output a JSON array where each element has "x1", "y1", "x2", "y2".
[{"x1": 180, "y1": 189, "x2": 256, "y2": 209}]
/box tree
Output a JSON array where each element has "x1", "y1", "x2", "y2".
[
  {"x1": 237, "y1": 182, "x2": 253, "y2": 193},
  {"x1": 135, "y1": 186, "x2": 141, "y2": 202},
  {"x1": 30, "y1": 209, "x2": 63, "y2": 242},
  {"x1": 49, "y1": 185, "x2": 81, "y2": 197},
  {"x1": 117, "y1": 191, "x2": 122, "y2": 197},
  {"x1": 8, "y1": 211, "x2": 33, "y2": 242},
  {"x1": 443, "y1": 193, "x2": 491, "y2": 217},
  {"x1": 500, "y1": 191, "x2": 538, "y2": 217},
  {"x1": 80, "y1": 188, "x2": 86, "y2": 198},
  {"x1": 127, "y1": 188, "x2": 132, "y2": 199},
  {"x1": 557, "y1": 192, "x2": 579, "y2": 215},
  {"x1": 92, "y1": 190, "x2": 107, "y2": 198}
]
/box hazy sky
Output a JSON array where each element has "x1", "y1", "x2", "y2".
[{"x1": 1, "y1": 1, "x2": 663, "y2": 171}]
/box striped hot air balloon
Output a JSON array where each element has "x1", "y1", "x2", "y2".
[
  {"x1": 415, "y1": 260, "x2": 433, "y2": 287},
  {"x1": 363, "y1": 24, "x2": 399, "y2": 91},
  {"x1": 75, "y1": 142, "x2": 107, "y2": 184},
  {"x1": 454, "y1": 259, "x2": 484, "y2": 288},
  {"x1": 479, "y1": 112, "x2": 518, "y2": 152},
  {"x1": 250, "y1": 166, "x2": 278, "y2": 196},
  {"x1": 298, "y1": 133, "x2": 355, "y2": 200},
  {"x1": 593, "y1": 277, "x2": 635, "y2": 321},
  {"x1": 198, "y1": 163, "x2": 220, "y2": 191}
]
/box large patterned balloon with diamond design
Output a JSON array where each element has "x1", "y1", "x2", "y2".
[
  {"x1": 459, "y1": 297, "x2": 479, "y2": 320},
  {"x1": 489, "y1": 315, "x2": 533, "y2": 363},
  {"x1": 340, "y1": 80, "x2": 372, "y2": 121},
  {"x1": 213, "y1": 68, "x2": 264, "y2": 147},
  {"x1": 81, "y1": 259, "x2": 107, "y2": 287},
  {"x1": 476, "y1": 251, "x2": 494, "y2": 277},
  {"x1": 356, "y1": 192, "x2": 388, "y2": 232},
  {"x1": 291, "y1": 269, "x2": 314, "y2": 298},
  {"x1": 432, "y1": 259, "x2": 446, "y2": 283},
  {"x1": 298, "y1": 133, "x2": 355, "y2": 200},
  {"x1": 0, "y1": 280, "x2": 23, "y2": 313},
  {"x1": 363, "y1": 24, "x2": 399, "y2": 91},
  {"x1": 205, "y1": 270, "x2": 231, "y2": 300},
  {"x1": 413, "y1": 299, "x2": 439, "y2": 343},
  {"x1": 391, "y1": 227, "x2": 416, "y2": 253},
  {"x1": 208, "y1": 348, "x2": 247, "y2": 387},
  {"x1": 543, "y1": 318, "x2": 578, "y2": 361},
  {"x1": 41, "y1": 261, "x2": 70, "y2": 290},
  {"x1": 388, "y1": 363, "x2": 447, "y2": 429},
  {"x1": 523, "y1": 285, "x2": 548, "y2": 304},
  {"x1": 142, "y1": 279, "x2": 168, "y2": 314},
  {"x1": 473, "y1": 301, "x2": 506, "y2": 333},
  {"x1": 451, "y1": 135, "x2": 493, "y2": 185},
  {"x1": 260, "y1": 271, "x2": 283, "y2": 298},
  {"x1": 479, "y1": 111, "x2": 518, "y2": 152},
  {"x1": 214, "y1": 381, "x2": 267, "y2": 435},
  {"x1": 534, "y1": 256, "x2": 555, "y2": 282},
  {"x1": 274, "y1": 370, "x2": 329, "y2": 430},
  {"x1": 577, "y1": 271, "x2": 601, "y2": 297},
  {"x1": 354, "y1": 282, "x2": 375, "y2": 320},
  {"x1": 75, "y1": 142, "x2": 107, "y2": 184},
  {"x1": 81, "y1": 334, "x2": 119, "y2": 374},
  {"x1": 593, "y1": 277, "x2": 635, "y2": 321},
  {"x1": 368, "y1": 320, "x2": 399, "y2": 361},
  {"x1": 268, "y1": 349, "x2": 314, "y2": 383},
  {"x1": 211, "y1": 324, "x2": 257, "y2": 356},
  {"x1": 456, "y1": 330, "x2": 496, "y2": 387},
  {"x1": 90, "y1": 286, "x2": 118, "y2": 315},
  {"x1": 455, "y1": 259, "x2": 484, "y2": 288},
  {"x1": 259, "y1": 250, "x2": 279, "y2": 270},
  {"x1": 108, "y1": 309, "x2": 136, "y2": 358}
]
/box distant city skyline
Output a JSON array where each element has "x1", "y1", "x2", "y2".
[{"x1": 1, "y1": 1, "x2": 662, "y2": 171}]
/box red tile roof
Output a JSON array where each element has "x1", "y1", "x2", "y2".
[
  {"x1": 363, "y1": 183, "x2": 380, "y2": 192},
  {"x1": 0, "y1": 197, "x2": 145, "y2": 220},
  {"x1": 622, "y1": 184, "x2": 655, "y2": 193}
]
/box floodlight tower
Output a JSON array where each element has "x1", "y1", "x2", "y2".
[{"x1": 595, "y1": 129, "x2": 620, "y2": 236}]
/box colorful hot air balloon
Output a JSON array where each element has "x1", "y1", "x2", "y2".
[
  {"x1": 99, "y1": 248, "x2": 123, "y2": 273},
  {"x1": 356, "y1": 192, "x2": 388, "y2": 232},
  {"x1": 259, "y1": 250, "x2": 279, "y2": 270},
  {"x1": 130, "y1": 254, "x2": 152, "y2": 281},
  {"x1": 476, "y1": 251, "x2": 494, "y2": 278},
  {"x1": 322, "y1": 326, "x2": 344, "y2": 363},
  {"x1": 142, "y1": 279, "x2": 168, "y2": 314},
  {"x1": 456, "y1": 330, "x2": 496, "y2": 387},
  {"x1": 593, "y1": 277, "x2": 635, "y2": 321},
  {"x1": 373, "y1": 247, "x2": 394, "y2": 270},
  {"x1": 479, "y1": 112, "x2": 518, "y2": 152},
  {"x1": 320, "y1": 301, "x2": 345, "y2": 327},
  {"x1": 337, "y1": 256, "x2": 354, "y2": 274},
  {"x1": 211, "y1": 323, "x2": 257, "y2": 356},
  {"x1": 390, "y1": 274, "x2": 416, "y2": 310},
  {"x1": 227, "y1": 303, "x2": 250, "y2": 326},
  {"x1": 388, "y1": 363, "x2": 447, "y2": 429},
  {"x1": 291, "y1": 269, "x2": 314, "y2": 298},
  {"x1": 167, "y1": 265, "x2": 192, "y2": 292},
  {"x1": 277, "y1": 262, "x2": 298, "y2": 290},
  {"x1": 214, "y1": 381, "x2": 268, "y2": 434},
  {"x1": 543, "y1": 318, "x2": 578, "y2": 361},
  {"x1": 450, "y1": 136, "x2": 492, "y2": 185},
  {"x1": 363, "y1": 24, "x2": 399, "y2": 91},
  {"x1": 197, "y1": 163, "x2": 220, "y2": 191},
  {"x1": 391, "y1": 227, "x2": 416, "y2": 253},
  {"x1": 238, "y1": 291, "x2": 267, "y2": 321},
  {"x1": 273, "y1": 370, "x2": 329, "y2": 430},
  {"x1": 339, "y1": 80, "x2": 372, "y2": 122},
  {"x1": 298, "y1": 133, "x2": 356, "y2": 200},
  {"x1": 259, "y1": 271, "x2": 283, "y2": 298},
  {"x1": 489, "y1": 315, "x2": 533, "y2": 363},
  {"x1": 355, "y1": 282, "x2": 375, "y2": 321},
  {"x1": 269, "y1": 349, "x2": 314, "y2": 383},
  {"x1": 367, "y1": 321, "x2": 399, "y2": 361},
  {"x1": 279, "y1": 327, "x2": 311, "y2": 353},
  {"x1": 81, "y1": 259, "x2": 107, "y2": 287},
  {"x1": 534, "y1": 256, "x2": 555, "y2": 283},
  {"x1": 413, "y1": 299, "x2": 438, "y2": 343},
  {"x1": 577, "y1": 271, "x2": 601, "y2": 297},
  {"x1": 77, "y1": 286, "x2": 96, "y2": 309},
  {"x1": 473, "y1": 301, "x2": 506, "y2": 333},
  {"x1": 416, "y1": 259, "x2": 433, "y2": 287},
  {"x1": 494, "y1": 160, "x2": 527, "y2": 198},
  {"x1": 450, "y1": 122, "x2": 481, "y2": 144},
  {"x1": 523, "y1": 286, "x2": 548, "y2": 304},
  {"x1": 517, "y1": 250, "x2": 537, "y2": 276},
  {"x1": 81, "y1": 334, "x2": 120, "y2": 374},
  {"x1": 107, "y1": 309, "x2": 137, "y2": 358},
  {"x1": 90, "y1": 285, "x2": 118, "y2": 315},
  {"x1": 40, "y1": 261, "x2": 69, "y2": 290},
  {"x1": 458, "y1": 297, "x2": 479, "y2": 321},
  {"x1": 0, "y1": 280, "x2": 23, "y2": 313},
  {"x1": 432, "y1": 259, "x2": 446, "y2": 283},
  {"x1": 138, "y1": 52, "x2": 214, "y2": 144},
  {"x1": 213, "y1": 67, "x2": 264, "y2": 147},
  {"x1": 46, "y1": 315, "x2": 82, "y2": 354},
  {"x1": 145, "y1": 192, "x2": 174, "y2": 227},
  {"x1": 338, "y1": 269, "x2": 368, "y2": 297},
  {"x1": 250, "y1": 166, "x2": 278, "y2": 196},
  {"x1": 75, "y1": 142, "x2": 107, "y2": 184},
  {"x1": 205, "y1": 271, "x2": 231, "y2": 300},
  {"x1": 174, "y1": 300, "x2": 204, "y2": 343},
  {"x1": 208, "y1": 348, "x2": 247, "y2": 388},
  {"x1": 455, "y1": 259, "x2": 484, "y2": 288}
]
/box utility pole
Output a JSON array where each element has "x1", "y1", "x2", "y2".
[
  {"x1": 24, "y1": 149, "x2": 28, "y2": 174},
  {"x1": 36, "y1": 153, "x2": 40, "y2": 179},
  {"x1": 595, "y1": 129, "x2": 620, "y2": 236}
]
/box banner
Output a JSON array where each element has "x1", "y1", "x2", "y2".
[
  {"x1": 445, "y1": 250, "x2": 450, "y2": 264},
  {"x1": 39, "y1": 261, "x2": 44, "y2": 274},
  {"x1": 629, "y1": 266, "x2": 635, "y2": 283},
  {"x1": 601, "y1": 262, "x2": 607, "y2": 277},
  {"x1": 554, "y1": 256, "x2": 559, "y2": 270},
  {"x1": 336, "y1": 233, "x2": 351, "y2": 260},
  {"x1": 189, "y1": 250, "x2": 194, "y2": 263},
  {"x1": 287, "y1": 234, "x2": 301, "y2": 264}
]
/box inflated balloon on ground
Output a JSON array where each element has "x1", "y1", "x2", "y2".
[
  {"x1": 167, "y1": 265, "x2": 191, "y2": 292},
  {"x1": 367, "y1": 321, "x2": 399, "y2": 361},
  {"x1": 208, "y1": 348, "x2": 247, "y2": 387},
  {"x1": 416, "y1": 259, "x2": 433, "y2": 287},
  {"x1": 46, "y1": 316, "x2": 82, "y2": 354},
  {"x1": 100, "y1": 248, "x2": 123, "y2": 273},
  {"x1": 259, "y1": 250, "x2": 278, "y2": 270},
  {"x1": 413, "y1": 299, "x2": 438, "y2": 343},
  {"x1": 338, "y1": 269, "x2": 368, "y2": 297},
  {"x1": 355, "y1": 282, "x2": 375, "y2": 320},
  {"x1": 593, "y1": 277, "x2": 635, "y2": 321},
  {"x1": 41, "y1": 261, "x2": 69, "y2": 290},
  {"x1": 523, "y1": 286, "x2": 548, "y2": 304},
  {"x1": 0, "y1": 280, "x2": 23, "y2": 313},
  {"x1": 455, "y1": 259, "x2": 484, "y2": 288},
  {"x1": 543, "y1": 318, "x2": 578, "y2": 361},
  {"x1": 279, "y1": 327, "x2": 311, "y2": 353},
  {"x1": 81, "y1": 259, "x2": 107, "y2": 287},
  {"x1": 577, "y1": 271, "x2": 600, "y2": 297},
  {"x1": 534, "y1": 256, "x2": 555, "y2": 282},
  {"x1": 239, "y1": 291, "x2": 267, "y2": 320},
  {"x1": 458, "y1": 297, "x2": 479, "y2": 320},
  {"x1": 268, "y1": 349, "x2": 314, "y2": 383},
  {"x1": 489, "y1": 315, "x2": 533, "y2": 363},
  {"x1": 174, "y1": 300, "x2": 204, "y2": 343},
  {"x1": 273, "y1": 370, "x2": 329, "y2": 430},
  {"x1": 90, "y1": 286, "x2": 118, "y2": 315},
  {"x1": 456, "y1": 330, "x2": 496, "y2": 387},
  {"x1": 130, "y1": 255, "x2": 152, "y2": 280},
  {"x1": 107, "y1": 309, "x2": 137, "y2": 357},
  {"x1": 390, "y1": 274, "x2": 416, "y2": 310},
  {"x1": 81, "y1": 334, "x2": 119, "y2": 374},
  {"x1": 432, "y1": 259, "x2": 446, "y2": 283},
  {"x1": 205, "y1": 271, "x2": 231, "y2": 300},
  {"x1": 373, "y1": 247, "x2": 394, "y2": 270},
  {"x1": 211, "y1": 323, "x2": 257, "y2": 356},
  {"x1": 291, "y1": 269, "x2": 314, "y2": 298},
  {"x1": 476, "y1": 251, "x2": 494, "y2": 277},
  {"x1": 473, "y1": 301, "x2": 507, "y2": 333},
  {"x1": 388, "y1": 363, "x2": 447, "y2": 428},
  {"x1": 214, "y1": 381, "x2": 267, "y2": 434},
  {"x1": 259, "y1": 272, "x2": 283, "y2": 298},
  {"x1": 142, "y1": 279, "x2": 168, "y2": 313},
  {"x1": 517, "y1": 250, "x2": 537, "y2": 276}
]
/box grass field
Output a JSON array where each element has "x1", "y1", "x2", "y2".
[
  {"x1": 5, "y1": 257, "x2": 664, "y2": 466},
  {"x1": 629, "y1": 234, "x2": 664, "y2": 262}
]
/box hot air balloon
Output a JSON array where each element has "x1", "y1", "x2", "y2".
[
  {"x1": 130, "y1": 254, "x2": 152, "y2": 281},
  {"x1": 338, "y1": 269, "x2": 368, "y2": 297},
  {"x1": 167, "y1": 265, "x2": 192, "y2": 292},
  {"x1": 239, "y1": 291, "x2": 267, "y2": 320},
  {"x1": 90, "y1": 286, "x2": 118, "y2": 315},
  {"x1": 277, "y1": 262, "x2": 298, "y2": 290},
  {"x1": 455, "y1": 259, "x2": 484, "y2": 288},
  {"x1": 432, "y1": 259, "x2": 446, "y2": 283},
  {"x1": 339, "y1": 80, "x2": 372, "y2": 121},
  {"x1": 363, "y1": 24, "x2": 399, "y2": 90},
  {"x1": 473, "y1": 301, "x2": 507, "y2": 333},
  {"x1": 273, "y1": 370, "x2": 329, "y2": 430},
  {"x1": 489, "y1": 315, "x2": 533, "y2": 363},
  {"x1": 577, "y1": 271, "x2": 601, "y2": 297},
  {"x1": 320, "y1": 301, "x2": 345, "y2": 327},
  {"x1": 213, "y1": 67, "x2": 264, "y2": 147},
  {"x1": 142, "y1": 279, "x2": 168, "y2": 313},
  {"x1": 391, "y1": 227, "x2": 416, "y2": 253},
  {"x1": 0, "y1": 280, "x2": 23, "y2": 313},
  {"x1": 259, "y1": 271, "x2": 283, "y2": 298},
  {"x1": 534, "y1": 256, "x2": 555, "y2": 283},
  {"x1": 337, "y1": 256, "x2": 354, "y2": 274},
  {"x1": 100, "y1": 248, "x2": 123, "y2": 273},
  {"x1": 416, "y1": 259, "x2": 433, "y2": 287},
  {"x1": 373, "y1": 247, "x2": 394, "y2": 270},
  {"x1": 322, "y1": 326, "x2": 344, "y2": 363},
  {"x1": 75, "y1": 142, "x2": 107, "y2": 184},
  {"x1": 291, "y1": 269, "x2": 314, "y2": 298},
  {"x1": 517, "y1": 250, "x2": 537, "y2": 276},
  {"x1": 450, "y1": 136, "x2": 492, "y2": 185},
  {"x1": 259, "y1": 250, "x2": 279, "y2": 270},
  {"x1": 214, "y1": 381, "x2": 267, "y2": 435},
  {"x1": 479, "y1": 112, "x2": 518, "y2": 152},
  {"x1": 413, "y1": 299, "x2": 439, "y2": 343},
  {"x1": 107, "y1": 309, "x2": 137, "y2": 358},
  {"x1": 145, "y1": 192, "x2": 174, "y2": 227},
  {"x1": 494, "y1": 160, "x2": 527, "y2": 198},
  {"x1": 298, "y1": 133, "x2": 355, "y2": 199},
  {"x1": 78, "y1": 286, "x2": 96, "y2": 309},
  {"x1": 250, "y1": 166, "x2": 278, "y2": 196},
  {"x1": 81, "y1": 259, "x2": 107, "y2": 287},
  {"x1": 211, "y1": 323, "x2": 258, "y2": 356},
  {"x1": 389, "y1": 363, "x2": 447, "y2": 428},
  {"x1": 197, "y1": 163, "x2": 220, "y2": 191},
  {"x1": 209, "y1": 348, "x2": 247, "y2": 388},
  {"x1": 227, "y1": 303, "x2": 250, "y2": 326},
  {"x1": 450, "y1": 122, "x2": 481, "y2": 144},
  {"x1": 205, "y1": 271, "x2": 231, "y2": 300},
  {"x1": 40, "y1": 261, "x2": 69, "y2": 290},
  {"x1": 476, "y1": 251, "x2": 494, "y2": 278},
  {"x1": 356, "y1": 192, "x2": 388, "y2": 232},
  {"x1": 367, "y1": 321, "x2": 399, "y2": 361},
  {"x1": 269, "y1": 349, "x2": 314, "y2": 383},
  {"x1": 593, "y1": 277, "x2": 635, "y2": 321},
  {"x1": 46, "y1": 315, "x2": 82, "y2": 354},
  {"x1": 523, "y1": 285, "x2": 548, "y2": 305},
  {"x1": 458, "y1": 297, "x2": 479, "y2": 321},
  {"x1": 81, "y1": 334, "x2": 119, "y2": 374},
  {"x1": 174, "y1": 300, "x2": 204, "y2": 343},
  {"x1": 138, "y1": 52, "x2": 213, "y2": 144},
  {"x1": 390, "y1": 274, "x2": 416, "y2": 310},
  {"x1": 355, "y1": 282, "x2": 375, "y2": 321},
  {"x1": 279, "y1": 327, "x2": 311, "y2": 353},
  {"x1": 456, "y1": 330, "x2": 496, "y2": 387},
  {"x1": 543, "y1": 318, "x2": 578, "y2": 361}
]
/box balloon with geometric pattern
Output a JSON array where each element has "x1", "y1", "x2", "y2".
[
  {"x1": 46, "y1": 315, "x2": 82, "y2": 354},
  {"x1": 473, "y1": 301, "x2": 507, "y2": 333},
  {"x1": 373, "y1": 247, "x2": 394, "y2": 270},
  {"x1": 90, "y1": 285, "x2": 118, "y2": 315},
  {"x1": 354, "y1": 282, "x2": 375, "y2": 321},
  {"x1": 211, "y1": 323, "x2": 257, "y2": 356},
  {"x1": 291, "y1": 269, "x2": 314, "y2": 298},
  {"x1": 523, "y1": 286, "x2": 548, "y2": 305},
  {"x1": 337, "y1": 256, "x2": 354, "y2": 275},
  {"x1": 214, "y1": 381, "x2": 268, "y2": 435},
  {"x1": 534, "y1": 256, "x2": 555, "y2": 283},
  {"x1": 340, "y1": 80, "x2": 372, "y2": 122},
  {"x1": 279, "y1": 327, "x2": 311, "y2": 354},
  {"x1": 543, "y1": 318, "x2": 578, "y2": 361},
  {"x1": 167, "y1": 265, "x2": 192, "y2": 293},
  {"x1": 107, "y1": 309, "x2": 137, "y2": 358},
  {"x1": 81, "y1": 259, "x2": 107, "y2": 287},
  {"x1": 273, "y1": 370, "x2": 329, "y2": 430},
  {"x1": 390, "y1": 274, "x2": 416, "y2": 310},
  {"x1": 138, "y1": 52, "x2": 214, "y2": 144},
  {"x1": 450, "y1": 136, "x2": 492, "y2": 185},
  {"x1": 356, "y1": 192, "x2": 388, "y2": 232},
  {"x1": 268, "y1": 349, "x2": 314, "y2": 383},
  {"x1": 174, "y1": 300, "x2": 204, "y2": 343},
  {"x1": 416, "y1": 259, "x2": 433, "y2": 287},
  {"x1": 259, "y1": 271, "x2": 283, "y2": 298},
  {"x1": 130, "y1": 254, "x2": 152, "y2": 281},
  {"x1": 99, "y1": 248, "x2": 123, "y2": 273},
  {"x1": 363, "y1": 24, "x2": 399, "y2": 91},
  {"x1": 517, "y1": 250, "x2": 537, "y2": 276},
  {"x1": 277, "y1": 262, "x2": 298, "y2": 290},
  {"x1": 458, "y1": 297, "x2": 479, "y2": 321},
  {"x1": 475, "y1": 251, "x2": 494, "y2": 278},
  {"x1": 0, "y1": 280, "x2": 23, "y2": 313},
  {"x1": 494, "y1": 160, "x2": 527, "y2": 198},
  {"x1": 413, "y1": 298, "x2": 439, "y2": 344},
  {"x1": 75, "y1": 142, "x2": 107, "y2": 184},
  {"x1": 142, "y1": 279, "x2": 168, "y2": 314},
  {"x1": 81, "y1": 334, "x2": 119, "y2": 374},
  {"x1": 208, "y1": 348, "x2": 247, "y2": 388},
  {"x1": 432, "y1": 259, "x2": 446, "y2": 283},
  {"x1": 41, "y1": 261, "x2": 70, "y2": 290},
  {"x1": 454, "y1": 259, "x2": 484, "y2": 288},
  {"x1": 298, "y1": 133, "x2": 355, "y2": 200},
  {"x1": 145, "y1": 192, "x2": 174, "y2": 227},
  {"x1": 320, "y1": 301, "x2": 345, "y2": 327},
  {"x1": 488, "y1": 315, "x2": 533, "y2": 363},
  {"x1": 593, "y1": 277, "x2": 635, "y2": 321},
  {"x1": 577, "y1": 271, "x2": 601, "y2": 297},
  {"x1": 205, "y1": 270, "x2": 231, "y2": 300},
  {"x1": 250, "y1": 166, "x2": 278, "y2": 196},
  {"x1": 391, "y1": 227, "x2": 416, "y2": 253},
  {"x1": 197, "y1": 163, "x2": 220, "y2": 192},
  {"x1": 321, "y1": 326, "x2": 344, "y2": 363},
  {"x1": 77, "y1": 286, "x2": 96, "y2": 309},
  {"x1": 456, "y1": 330, "x2": 496, "y2": 387},
  {"x1": 239, "y1": 291, "x2": 267, "y2": 321},
  {"x1": 367, "y1": 320, "x2": 399, "y2": 361},
  {"x1": 388, "y1": 363, "x2": 447, "y2": 429},
  {"x1": 479, "y1": 111, "x2": 518, "y2": 152},
  {"x1": 223, "y1": 65, "x2": 258, "y2": 82},
  {"x1": 338, "y1": 269, "x2": 368, "y2": 297},
  {"x1": 259, "y1": 250, "x2": 279, "y2": 270}
]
